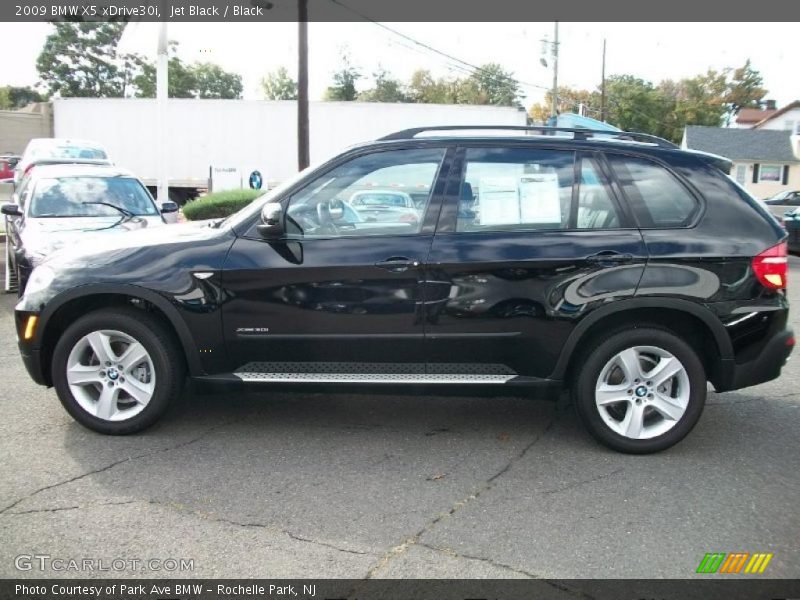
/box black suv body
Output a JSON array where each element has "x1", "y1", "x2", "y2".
[{"x1": 12, "y1": 127, "x2": 794, "y2": 453}]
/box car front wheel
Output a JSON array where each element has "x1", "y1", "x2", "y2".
[
  {"x1": 572, "y1": 327, "x2": 706, "y2": 454},
  {"x1": 51, "y1": 307, "x2": 185, "y2": 434}
]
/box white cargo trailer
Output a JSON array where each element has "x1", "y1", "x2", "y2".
[{"x1": 53, "y1": 98, "x2": 528, "y2": 203}]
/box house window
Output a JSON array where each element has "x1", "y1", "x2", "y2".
[
  {"x1": 735, "y1": 164, "x2": 746, "y2": 184},
  {"x1": 758, "y1": 164, "x2": 783, "y2": 183}
]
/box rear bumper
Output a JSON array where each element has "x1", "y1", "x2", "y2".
[{"x1": 715, "y1": 328, "x2": 794, "y2": 392}]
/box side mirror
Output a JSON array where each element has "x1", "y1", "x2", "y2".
[
  {"x1": 160, "y1": 201, "x2": 179, "y2": 214},
  {"x1": 257, "y1": 202, "x2": 284, "y2": 239},
  {"x1": 1, "y1": 203, "x2": 22, "y2": 217}
]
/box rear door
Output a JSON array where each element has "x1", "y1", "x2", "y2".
[{"x1": 423, "y1": 145, "x2": 648, "y2": 379}]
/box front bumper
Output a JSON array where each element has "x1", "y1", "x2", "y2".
[
  {"x1": 715, "y1": 328, "x2": 795, "y2": 392},
  {"x1": 15, "y1": 309, "x2": 49, "y2": 386}
]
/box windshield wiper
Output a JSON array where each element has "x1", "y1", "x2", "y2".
[{"x1": 82, "y1": 201, "x2": 135, "y2": 219}]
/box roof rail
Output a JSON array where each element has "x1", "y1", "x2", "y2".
[{"x1": 379, "y1": 125, "x2": 679, "y2": 149}]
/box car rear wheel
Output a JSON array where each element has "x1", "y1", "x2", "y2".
[
  {"x1": 572, "y1": 327, "x2": 706, "y2": 454},
  {"x1": 51, "y1": 307, "x2": 185, "y2": 434}
]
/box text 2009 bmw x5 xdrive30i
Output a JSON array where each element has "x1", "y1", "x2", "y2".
[{"x1": 11, "y1": 126, "x2": 794, "y2": 453}]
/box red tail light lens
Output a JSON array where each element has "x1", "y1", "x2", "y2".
[
  {"x1": 752, "y1": 241, "x2": 788, "y2": 290},
  {"x1": 23, "y1": 163, "x2": 35, "y2": 176}
]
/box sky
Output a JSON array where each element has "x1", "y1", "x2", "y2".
[{"x1": 1, "y1": 21, "x2": 798, "y2": 110}]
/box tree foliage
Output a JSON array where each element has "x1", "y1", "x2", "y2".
[
  {"x1": 36, "y1": 22, "x2": 136, "y2": 98},
  {"x1": 261, "y1": 66, "x2": 298, "y2": 100},
  {"x1": 0, "y1": 86, "x2": 45, "y2": 110},
  {"x1": 36, "y1": 23, "x2": 243, "y2": 100},
  {"x1": 324, "y1": 52, "x2": 361, "y2": 101},
  {"x1": 527, "y1": 61, "x2": 769, "y2": 143},
  {"x1": 359, "y1": 68, "x2": 409, "y2": 103}
]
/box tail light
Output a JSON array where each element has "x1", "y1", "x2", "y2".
[
  {"x1": 398, "y1": 213, "x2": 418, "y2": 224},
  {"x1": 752, "y1": 241, "x2": 788, "y2": 290},
  {"x1": 23, "y1": 163, "x2": 35, "y2": 177}
]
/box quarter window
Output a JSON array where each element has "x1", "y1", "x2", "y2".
[
  {"x1": 576, "y1": 158, "x2": 621, "y2": 229},
  {"x1": 608, "y1": 155, "x2": 699, "y2": 228},
  {"x1": 285, "y1": 148, "x2": 445, "y2": 238},
  {"x1": 456, "y1": 148, "x2": 575, "y2": 232}
]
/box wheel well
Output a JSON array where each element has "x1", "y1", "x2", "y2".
[
  {"x1": 563, "y1": 308, "x2": 722, "y2": 386},
  {"x1": 40, "y1": 294, "x2": 185, "y2": 386}
]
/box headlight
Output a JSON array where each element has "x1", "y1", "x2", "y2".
[{"x1": 24, "y1": 264, "x2": 55, "y2": 297}]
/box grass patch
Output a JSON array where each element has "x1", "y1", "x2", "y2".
[{"x1": 182, "y1": 188, "x2": 264, "y2": 221}]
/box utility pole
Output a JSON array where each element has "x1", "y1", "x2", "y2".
[
  {"x1": 156, "y1": 20, "x2": 168, "y2": 204},
  {"x1": 550, "y1": 21, "x2": 559, "y2": 119},
  {"x1": 600, "y1": 38, "x2": 607, "y2": 123},
  {"x1": 297, "y1": 0, "x2": 310, "y2": 171}
]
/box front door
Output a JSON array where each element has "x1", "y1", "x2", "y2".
[
  {"x1": 423, "y1": 146, "x2": 648, "y2": 379},
  {"x1": 222, "y1": 146, "x2": 451, "y2": 379}
]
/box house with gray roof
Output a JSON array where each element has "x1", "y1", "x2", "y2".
[{"x1": 682, "y1": 126, "x2": 800, "y2": 199}]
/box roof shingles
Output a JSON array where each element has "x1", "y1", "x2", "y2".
[{"x1": 684, "y1": 126, "x2": 799, "y2": 163}]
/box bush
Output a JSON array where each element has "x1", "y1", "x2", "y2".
[{"x1": 182, "y1": 188, "x2": 264, "y2": 221}]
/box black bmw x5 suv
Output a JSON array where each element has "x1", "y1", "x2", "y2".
[{"x1": 12, "y1": 126, "x2": 794, "y2": 453}]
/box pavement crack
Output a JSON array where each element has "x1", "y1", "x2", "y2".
[
  {"x1": 540, "y1": 467, "x2": 624, "y2": 495},
  {"x1": 143, "y1": 499, "x2": 371, "y2": 557},
  {"x1": 419, "y1": 542, "x2": 538, "y2": 578},
  {"x1": 0, "y1": 418, "x2": 240, "y2": 515},
  {"x1": 364, "y1": 414, "x2": 559, "y2": 579},
  {"x1": 4, "y1": 500, "x2": 138, "y2": 516}
]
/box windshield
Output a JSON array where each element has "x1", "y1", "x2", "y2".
[{"x1": 29, "y1": 177, "x2": 159, "y2": 218}]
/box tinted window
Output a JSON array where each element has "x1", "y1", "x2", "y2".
[
  {"x1": 576, "y1": 158, "x2": 621, "y2": 229},
  {"x1": 285, "y1": 148, "x2": 444, "y2": 238},
  {"x1": 608, "y1": 155, "x2": 698, "y2": 227},
  {"x1": 457, "y1": 148, "x2": 574, "y2": 232},
  {"x1": 29, "y1": 177, "x2": 158, "y2": 218}
]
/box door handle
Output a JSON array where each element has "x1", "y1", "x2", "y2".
[
  {"x1": 586, "y1": 251, "x2": 634, "y2": 265},
  {"x1": 375, "y1": 257, "x2": 420, "y2": 272}
]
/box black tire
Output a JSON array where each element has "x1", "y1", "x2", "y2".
[
  {"x1": 572, "y1": 327, "x2": 706, "y2": 454},
  {"x1": 51, "y1": 307, "x2": 185, "y2": 435}
]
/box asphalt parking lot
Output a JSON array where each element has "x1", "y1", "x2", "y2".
[{"x1": 0, "y1": 255, "x2": 798, "y2": 580}]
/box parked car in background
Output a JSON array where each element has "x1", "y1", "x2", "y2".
[
  {"x1": 763, "y1": 190, "x2": 800, "y2": 220},
  {"x1": 13, "y1": 138, "x2": 111, "y2": 185},
  {"x1": 349, "y1": 190, "x2": 420, "y2": 225},
  {"x1": 3, "y1": 164, "x2": 177, "y2": 295},
  {"x1": 11, "y1": 126, "x2": 793, "y2": 454},
  {"x1": 1, "y1": 154, "x2": 21, "y2": 181},
  {"x1": 784, "y1": 207, "x2": 800, "y2": 253}
]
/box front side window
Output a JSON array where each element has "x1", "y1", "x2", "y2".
[
  {"x1": 29, "y1": 177, "x2": 159, "y2": 218},
  {"x1": 456, "y1": 148, "x2": 575, "y2": 232},
  {"x1": 608, "y1": 155, "x2": 699, "y2": 228},
  {"x1": 285, "y1": 148, "x2": 445, "y2": 238},
  {"x1": 576, "y1": 158, "x2": 621, "y2": 229}
]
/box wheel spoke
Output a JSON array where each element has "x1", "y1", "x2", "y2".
[
  {"x1": 86, "y1": 331, "x2": 116, "y2": 364},
  {"x1": 651, "y1": 392, "x2": 685, "y2": 421},
  {"x1": 647, "y1": 356, "x2": 683, "y2": 387},
  {"x1": 67, "y1": 364, "x2": 104, "y2": 386},
  {"x1": 595, "y1": 383, "x2": 631, "y2": 406},
  {"x1": 616, "y1": 348, "x2": 642, "y2": 383},
  {"x1": 121, "y1": 378, "x2": 153, "y2": 405},
  {"x1": 95, "y1": 385, "x2": 119, "y2": 420},
  {"x1": 622, "y1": 402, "x2": 646, "y2": 439},
  {"x1": 119, "y1": 342, "x2": 148, "y2": 371}
]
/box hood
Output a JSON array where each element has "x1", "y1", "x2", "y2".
[
  {"x1": 21, "y1": 216, "x2": 166, "y2": 264},
  {"x1": 43, "y1": 219, "x2": 227, "y2": 269}
]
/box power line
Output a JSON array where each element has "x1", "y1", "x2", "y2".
[{"x1": 328, "y1": 0, "x2": 551, "y2": 94}]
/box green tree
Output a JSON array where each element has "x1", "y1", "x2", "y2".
[
  {"x1": 466, "y1": 63, "x2": 522, "y2": 106},
  {"x1": 133, "y1": 43, "x2": 242, "y2": 99},
  {"x1": 408, "y1": 69, "x2": 453, "y2": 104},
  {"x1": 36, "y1": 22, "x2": 141, "y2": 98},
  {"x1": 261, "y1": 66, "x2": 297, "y2": 100},
  {"x1": 359, "y1": 68, "x2": 408, "y2": 103},
  {"x1": 0, "y1": 86, "x2": 45, "y2": 110},
  {"x1": 725, "y1": 59, "x2": 767, "y2": 121},
  {"x1": 192, "y1": 63, "x2": 243, "y2": 99},
  {"x1": 324, "y1": 52, "x2": 361, "y2": 101}
]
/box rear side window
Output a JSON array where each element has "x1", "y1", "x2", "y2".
[
  {"x1": 608, "y1": 155, "x2": 699, "y2": 228},
  {"x1": 457, "y1": 147, "x2": 575, "y2": 232}
]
